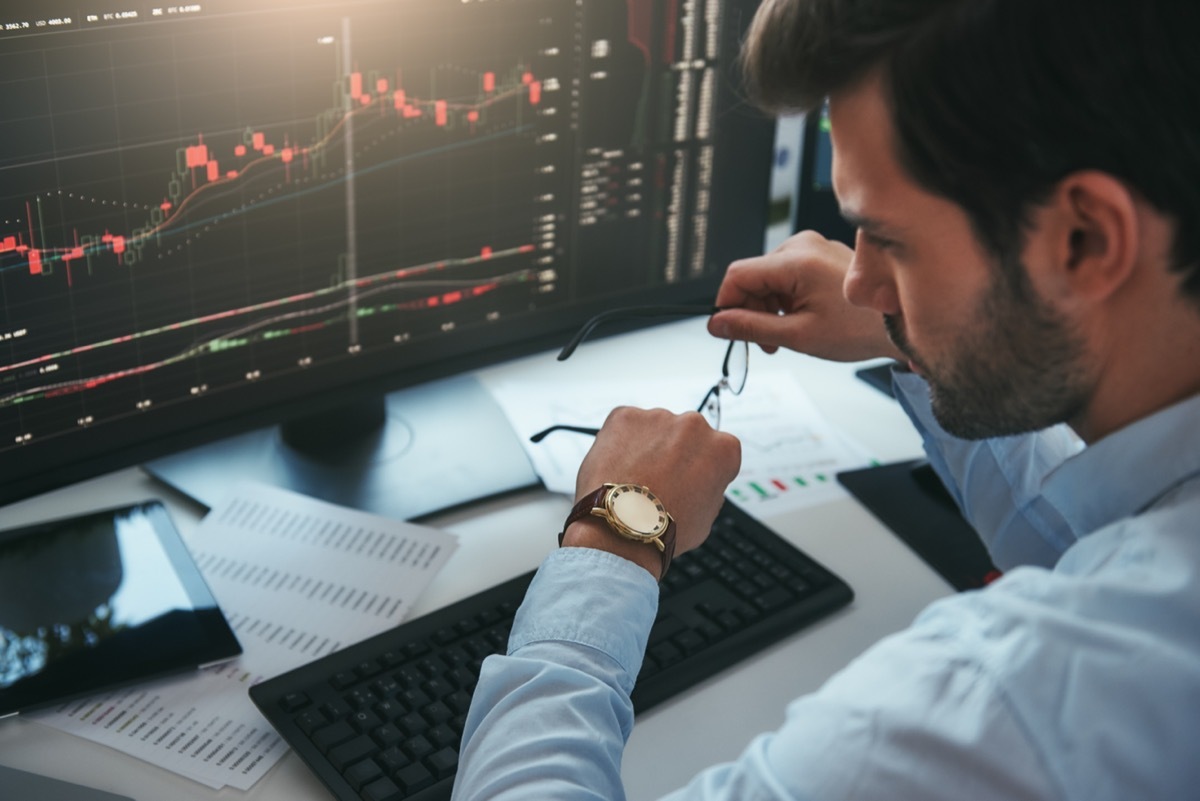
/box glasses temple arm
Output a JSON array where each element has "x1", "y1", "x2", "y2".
[
  {"x1": 529, "y1": 424, "x2": 601, "y2": 443},
  {"x1": 557, "y1": 305, "x2": 722, "y2": 360}
]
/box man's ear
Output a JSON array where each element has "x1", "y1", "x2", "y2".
[{"x1": 1036, "y1": 171, "x2": 1139, "y2": 304}]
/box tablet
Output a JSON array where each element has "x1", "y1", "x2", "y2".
[
  {"x1": 0, "y1": 501, "x2": 241, "y2": 717},
  {"x1": 0, "y1": 765, "x2": 135, "y2": 801}
]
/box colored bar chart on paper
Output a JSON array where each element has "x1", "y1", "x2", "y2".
[
  {"x1": 728, "y1": 473, "x2": 836, "y2": 503},
  {"x1": 716, "y1": 373, "x2": 877, "y2": 513}
]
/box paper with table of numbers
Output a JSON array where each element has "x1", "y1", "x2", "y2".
[{"x1": 31, "y1": 482, "x2": 458, "y2": 790}]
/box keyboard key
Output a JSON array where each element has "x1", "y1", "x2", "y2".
[
  {"x1": 428, "y1": 723, "x2": 458, "y2": 749},
  {"x1": 417, "y1": 656, "x2": 448, "y2": 678},
  {"x1": 461, "y1": 635, "x2": 495, "y2": 660},
  {"x1": 421, "y1": 677, "x2": 453, "y2": 699},
  {"x1": 329, "y1": 735, "x2": 377, "y2": 772},
  {"x1": 362, "y1": 776, "x2": 402, "y2": 801},
  {"x1": 427, "y1": 747, "x2": 459, "y2": 779},
  {"x1": 396, "y1": 762, "x2": 434, "y2": 794},
  {"x1": 372, "y1": 723, "x2": 403, "y2": 749},
  {"x1": 648, "y1": 641, "x2": 682, "y2": 667},
  {"x1": 350, "y1": 710, "x2": 383, "y2": 733},
  {"x1": 754, "y1": 587, "x2": 793, "y2": 611},
  {"x1": 295, "y1": 709, "x2": 327, "y2": 736},
  {"x1": 279, "y1": 691, "x2": 310, "y2": 712},
  {"x1": 445, "y1": 689, "x2": 473, "y2": 715},
  {"x1": 448, "y1": 666, "x2": 478, "y2": 690},
  {"x1": 395, "y1": 665, "x2": 423, "y2": 687},
  {"x1": 734, "y1": 579, "x2": 759, "y2": 599},
  {"x1": 355, "y1": 659, "x2": 382, "y2": 679},
  {"x1": 345, "y1": 687, "x2": 374, "y2": 709},
  {"x1": 374, "y1": 699, "x2": 403, "y2": 721},
  {"x1": 321, "y1": 698, "x2": 351, "y2": 720},
  {"x1": 398, "y1": 687, "x2": 431, "y2": 712},
  {"x1": 345, "y1": 758, "x2": 383, "y2": 791},
  {"x1": 650, "y1": 613, "x2": 686, "y2": 640},
  {"x1": 397, "y1": 711, "x2": 426, "y2": 738},
  {"x1": 403, "y1": 734, "x2": 434, "y2": 761},
  {"x1": 311, "y1": 720, "x2": 355, "y2": 753},
  {"x1": 638, "y1": 658, "x2": 659, "y2": 680},
  {"x1": 714, "y1": 610, "x2": 740, "y2": 630},
  {"x1": 372, "y1": 676, "x2": 401, "y2": 698},
  {"x1": 442, "y1": 644, "x2": 471, "y2": 666},
  {"x1": 421, "y1": 700, "x2": 453, "y2": 726},
  {"x1": 330, "y1": 671, "x2": 357, "y2": 690},
  {"x1": 402, "y1": 641, "x2": 430, "y2": 660},
  {"x1": 376, "y1": 745, "x2": 410, "y2": 774},
  {"x1": 673, "y1": 629, "x2": 707, "y2": 655}
]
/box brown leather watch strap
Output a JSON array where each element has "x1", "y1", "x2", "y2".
[{"x1": 559, "y1": 486, "x2": 609, "y2": 542}]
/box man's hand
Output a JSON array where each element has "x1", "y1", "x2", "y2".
[
  {"x1": 562, "y1": 407, "x2": 741, "y2": 579},
  {"x1": 708, "y1": 230, "x2": 903, "y2": 362}
]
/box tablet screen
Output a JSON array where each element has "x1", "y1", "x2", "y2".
[{"x1": 0, "y1": 501, "x2": 241, "y2": 716}]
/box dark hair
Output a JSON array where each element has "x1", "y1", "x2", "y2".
[{"x1": 742, "y1": 0, "x2": 1200, "y2": 303}]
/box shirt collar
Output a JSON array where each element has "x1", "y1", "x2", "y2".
[{"x1": 1041, "y1": 392, "x2": 1200, "y2": 537}]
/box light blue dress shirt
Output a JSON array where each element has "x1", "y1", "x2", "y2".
[{"x1": 453, "y1": 372, "x2": 1200, "y2": 800}]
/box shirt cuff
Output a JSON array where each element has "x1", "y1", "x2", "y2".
[{"x1": 509, "y1": 547, "x2": 660, "y2": 682}]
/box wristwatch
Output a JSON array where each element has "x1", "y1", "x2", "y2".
[{"x1": 559, "y1": 483, "x2": 677, "y2": 579}]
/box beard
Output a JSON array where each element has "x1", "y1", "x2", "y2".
[{"x1": 885, "y1": 267, "x2": 1090, "y2": 440}]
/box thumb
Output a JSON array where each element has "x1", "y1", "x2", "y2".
[{"x1": 708, "y1": 308, "x2": 788, "y2": 353}]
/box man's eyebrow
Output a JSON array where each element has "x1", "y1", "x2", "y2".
[{"x1": 839, "y1": 209, "x2": 902, "y2": 238}]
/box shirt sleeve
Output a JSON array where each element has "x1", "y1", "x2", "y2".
[
  {"x1": 453, "y1": 544, "x2": 1060, "y2": 801},
  {"x1": 890, "y1": 369, "x2": 1085, "y2": 569},
  {"x1": 452, "y1": 546, "x2": 659, "y2": 801},
  {"x1": 657, "y1": 596, "x2": 1059, "y2": 801}
]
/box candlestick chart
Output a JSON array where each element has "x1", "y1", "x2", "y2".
[
  {"x1": 0, "y1": 0, "x2": 751, "y2": 462},
  {"x1": 0, "y1": 0, "x2": 572, "y2": 442}
]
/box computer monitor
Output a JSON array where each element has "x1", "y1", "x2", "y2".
[
  {"x1": 793, "y1": 103, "x2": 855, "y2": 245},
  {"x1": 0, "y1": 0, "x2": 773, "y2": 517}
]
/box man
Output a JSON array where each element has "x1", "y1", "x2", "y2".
[{"x1": 453, "y1": 0, "x2": 1200, "y2": 798}]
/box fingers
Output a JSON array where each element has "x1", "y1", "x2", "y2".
[
  {"x1": 576, "y1": 407, "x2": 741, "y2": 554},
  {"x1": 707, "y1": 307, "x2": 792, "y2": 353},
  {"x1": 709, "y1": 230, "x2": 897, "y2": 362}
]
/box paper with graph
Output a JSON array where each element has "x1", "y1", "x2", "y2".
[{"x1": 482, "y1": 369, "x2": 876, "y2": 514}]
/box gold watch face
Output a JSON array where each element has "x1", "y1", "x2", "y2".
[{"x1": 605, "y1": 484, "x2": 670, "y2": 541}]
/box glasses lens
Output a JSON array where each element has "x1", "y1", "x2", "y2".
[
  {"x1": 724, "y1": 340, "x2": 748, "y2": 395},
  {"x1": 700, "y1": 386, "x2": 721, "y2": 429}
]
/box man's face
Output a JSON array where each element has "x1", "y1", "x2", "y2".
[{"x1": 828, "y1": 76, "x2": 1090, "y2": 439}]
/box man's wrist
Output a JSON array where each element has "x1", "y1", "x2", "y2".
[{"x1": 559, "y1": 518, "x2": 664, "y2": 581}]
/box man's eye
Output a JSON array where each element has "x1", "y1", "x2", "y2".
[{"x1": 861, "y1": 231, "x2": 896, "y2": 252}]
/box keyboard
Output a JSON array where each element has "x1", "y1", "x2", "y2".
[{"x1": 249, "y1": 500, "x2": 853, "y2": 801}]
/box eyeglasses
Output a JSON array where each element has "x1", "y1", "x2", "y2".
[{"x1": 530, "y1": 305, "x2": 748, "y2": 442}]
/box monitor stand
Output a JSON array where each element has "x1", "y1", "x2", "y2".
[{"x1": 145, "y1": 375, "x2": 540, "y2": 521}]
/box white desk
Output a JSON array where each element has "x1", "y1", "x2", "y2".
[{"x1": 0, "y1": 319, "x2": 953, "y2": 800}]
